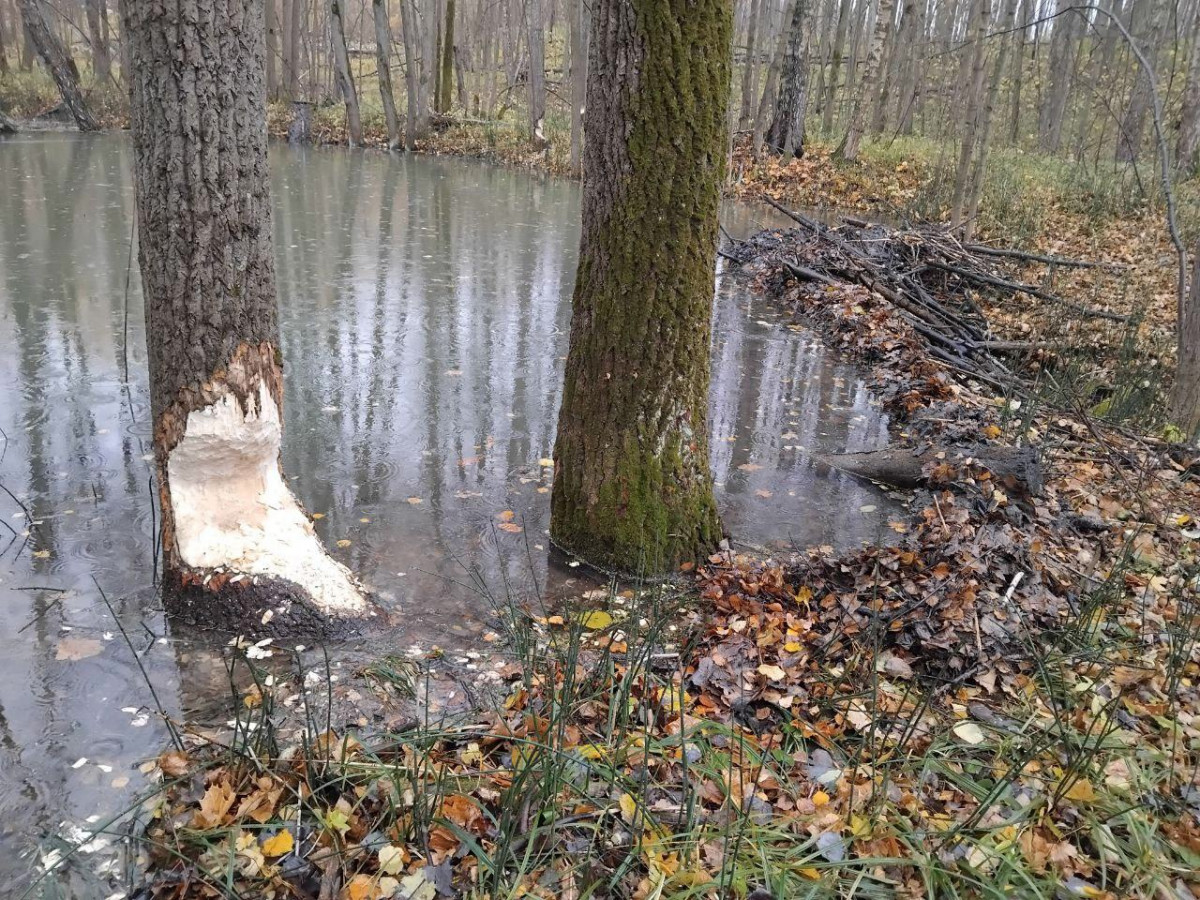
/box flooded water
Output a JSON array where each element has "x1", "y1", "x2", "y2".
[{"x1": 0, "y1": 133, "x2": 900, "y2": 895}]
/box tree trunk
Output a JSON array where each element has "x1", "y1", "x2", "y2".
[
  {"x1": 765, "y1": 0, "x2": 810, "y2": 159},
  {"x1": 122, "y1": 0, "x2": 367, "y2": 625},
  {"x1": 869, "y1": 0, "x2": 901, "y2": 134},
  {"x1": 950, "y1": 0, "x2": 991, "y2": 231},
  {"x1": 0, "y1": 0, "x2": 10, "y2": 75},
  {"x1": 963, "y1": 0, "x2": 1018, "y2": 235},
  {"x1": 1178, "y1": 19, "x2": 1200, "y2": 175},
  {"x1": 438, "y1": 0, "x2": 454, "y2": 112},
  {"x1": 284, "y1": 0, "x2": 301, "y2": 99},
  {"x1": 0, "y1": 107, "x2": 16, "y2": 131},
  {"x1": 568, "y1": 0, "x2": 587, "y2": 177},
  {"x1": 330, "y1": 0, "x2": 362, "y2": 146},
  {"x1": 18, "y1": 0, "x2": 98, "y2": 130},
  {"x1": 551, "y1": 0, "x2": 730, "y2": 573},
  {"x1": 1038, "y1": 0, "x2": 1079, "y2": 153},
  {"x1": 821, "y1": 0, "x2": 851, "y2": 133},
  {"x1": 752, "y1": 0, "x2": 793, "y2": 157},
  {"x1": 738, "y1": 0, "x2": 761, "y2": 128},
  {"x1": 1172, "y1": 245, "x2": 1200, "y2": 442},
  {"x1": 265, "y1": 0, "x2": 279, "y2": 100},
  {"x1": 374, "y1": 0, "x2": 401, "y2": 148},
  {"x1": 836, "y1": 0, "x2": 893, "y2": 161},
  {"x1": 1115, "y1": 0, "x2": 1165, "y2": 164},
  {"x1": 527, "y1": 0, "x2": 546, "y2": 144},
  {"x1": 85, "y1": 0, "x2": 110, "y2": 84},
  {"x1": 400, "y1": 0, "x2": 420, "y2": 147},
  {"x1": 823, "y1": 445, "x2": 1043, "y2": 494}
]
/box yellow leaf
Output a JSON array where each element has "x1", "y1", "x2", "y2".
[
  {"x1": 579, "y1": 611, "x2": 613, "y2": 630},
  {"x1": 1063, "y1": 779, "x2": 1097, "y2": 803},
  {"x1": 497, "y1": 510, "x2": 515, "y2": 522},
  {"x1": 618, "y1": 792, "x2": 637, "y2": 824},
  {"x1": 784, "y1": 641, "x2": 803, "y2": 653},
  {"x1": 497, "y1": 522, "x2": 523, "y2": 533},
  {"x1": 261, "y1": 830, "x2": 293, "y2": 857},
  {"x1": 812, "y1": 790, "x2": 830, "y2": 807},
  {"x1": 953, "y1": 721, "x2": 986, "y2": 745},
  {"x1": 336, "y1": 539, "x2": 352, "y2": 547},
  {"x1": 377, "y1": 844, "x2": 406, "y2": 875},
  {"x1": 343, "y1": 874, "x2": 374, "y2": 900},
  {"x1": 538, "y1": 458, "x2": 554, "y2": 467},
  {"x1": 982, "y1": 424, "x2": 1002, "y2": 439},
  {"x1": 799, "y1": 867, "x2": 821, "y2": 880},
  {"x1": 193, "y1": 780, "x2": 236, "y2": 829}
]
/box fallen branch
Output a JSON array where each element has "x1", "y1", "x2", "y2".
[{"x1": 821, "y1": 445, "x2": 1044, "y2": 494}]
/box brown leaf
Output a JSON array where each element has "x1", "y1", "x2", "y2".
[
  {"x1": 56, "y1": 637, "x2": 103, "y2": 661},
  {"x1": 193, "y1": 779, "x2": 236, "y2": 829}
]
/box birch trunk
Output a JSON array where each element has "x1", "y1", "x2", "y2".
[
  {"x1": 122, "y1": 0, "x2": 368, "y2": 627},
  {"x1": 836, "y1": 0, "x2": 894, "y2": 160},
  {"x1": 552, "y1": 0, "x2": 730, "y2": 573},
  {"x1": 765, "y1": 0, "x2": 810, "y2": 159}
]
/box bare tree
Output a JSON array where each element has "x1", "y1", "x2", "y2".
[
  {"x1": 765, "y1": 0, "x2": 811, "y2": 159},
  {"x1": 527, "y1": 0, "x2": 546, "y2": 144},
  {"x1": 821, "y1": 0, "x2": 851, "y2": 133},
  {"x1": 84, "y1": 0, "x2": 110, "y2": 84}
]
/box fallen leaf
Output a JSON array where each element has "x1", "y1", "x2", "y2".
[
  {"x1": 193, "y1": 780, "x2": 236, "y2": 829},
  {"x1": 952, "y1": 721, "x2": 986, "y2": 745},
  {"x1": 261, "y1": 830, "x2": 293, "y2": 857},
  {"x1": 579, "y1": 611, "x2": 613, "y2": 630},
  {"x1": 56, "y1": 637, "x2": 103, "y2": 661}
]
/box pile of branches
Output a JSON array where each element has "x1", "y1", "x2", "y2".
[{"x1": 725, "y1": 199, "x2": 1127, "y2": 390}]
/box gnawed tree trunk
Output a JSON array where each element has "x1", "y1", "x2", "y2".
[
  {"x1": 551, "y1": 0, "x2": 730, "y2": 573},
  {"x1": 84, "y1": 0, "x2": 110, "y2": 84},
  {"x1": 373, "y1": 0, "x2": 401, "y2": 149},
  {"x1": 835, "y1": 0, "x2": 894, "y2": 161},
  {"x1": 18, "y1": 0, "x2": 97, "y2": 130},
  {"x1": 1172, "y1": 245, "x2": 1200, "y2": 441},
  {"x1": 122, "y1": 0, "x2": 368, "y2": 626},
  {"x1": 823, "y1": 445, "x2": 1044, "y2": 494},
  {"x1": 438, "y1": 0, "x2": 454, "y2": 112},
  {"x1": 330, "y1": 0, "x2": 362, "y2": 146},
  {"x1": 764, "y1": 0, "x2": 810, "y2": 159},
  {"x1": 527, "y1": 0, "x2": 547, "y2": 145}
]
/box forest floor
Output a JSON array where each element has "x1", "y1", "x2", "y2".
[{"x1": 123, "y1": 208, "x2": 1199, "y2": 898}]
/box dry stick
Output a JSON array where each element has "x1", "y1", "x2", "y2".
[
  {"x1": 963, "y1": 242, "x2": 1120, "y2": 270},
  {"x1": 926, "y1": 260, "x2": 1131, "y2": 323}
]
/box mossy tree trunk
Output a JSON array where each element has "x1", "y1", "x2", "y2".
[
  {"x1": 550, "y1": 0, "x2": 730, "y2": 574},
  {"x1": 123, "y1": 0, "x2": 366, "y2": 628}
]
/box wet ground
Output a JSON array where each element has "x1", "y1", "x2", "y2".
[{"x1": 0, "y1": 133, "x2": 903, "y2": 895}]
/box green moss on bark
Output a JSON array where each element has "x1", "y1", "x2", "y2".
[{"x1": 550, "y1": 0, "x2": 732, "y2": 574}]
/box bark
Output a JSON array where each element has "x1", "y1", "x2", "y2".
[
  {"x1": 399, "y1": 0, "x2": 420, "y2": 147},
  {"x1": 0, "y1": 106, "x2": 16, "y2": 131},
  {"x1": 122, "y1": 0, "x2": 366, "y2": 624},
  {"x1": 1178, "y1": 20, "x2": 1200, "y2": 175},
  {"x1": 568, "y1": 0, "x2": 588, "y2": 176},
  {"x1": 870, "y1": 0, "x2": 903, "y2": 134},
  {"x1": 374, "y1": 0, "x2": 401, "y2": 148},
  {"x1": 17, "y1": 0, "x2": 97, "y2": 130},
  {"x1": 765, "y1": 0, "x2": 810, "y2": 159},
  {"x1": 821, "y1": 0, "x2": 851, "y2": 133},
  {"x1": 835, "y1": 0, "x2": 894, "y2": 160},
  {"x1": 752, "y1": 0, "x2": 794, "y2": 157},
  {"x1": 551, "y1": 0, "x2": 730, "y2": 573},
  {"x1": 85, "y1": 0, "x2": 109, "y2": 84},
  {"x1": 1171, "y1": 245, "x2": 1200, "y2": 441},
  {"x1": 527, "y1": 0, "x2": 547, "y2": 144},
  {"x1": 330, "y1": 0, "x2": 362, "y2": 146},
  {"x1": 823, "y1": 445, "x2": 1044, "y2": 494},
  {"x1": 738, "y1": 0, "x2": 762, "y2": 128},
  {"x1": 438, "y1": 0, "x2": 454, "y2": 112}
]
